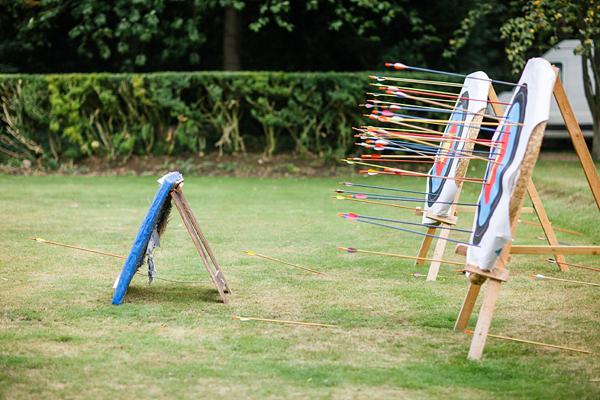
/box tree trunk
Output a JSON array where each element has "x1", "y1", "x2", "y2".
[{"x1": 223, "y1": 5, "x2": 241, "y2": 71}]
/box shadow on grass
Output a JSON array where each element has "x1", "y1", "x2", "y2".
[{"x1": 122, "y1": 284, "x2": 225, "y2": 305}]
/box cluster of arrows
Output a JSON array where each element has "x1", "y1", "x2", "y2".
[{"x1": 334, "y1": 59, "x2": 600, "y2": 359}]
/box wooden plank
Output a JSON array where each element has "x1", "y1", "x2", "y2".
[
  {"x1": 414, "y1": 226, "x2": 437, "y2": 266},
  {"x1": 526, "y1": 180, "x2": 569, "y2": 271},
  {"x1": 463, "y1": 264, "x2": 509, "y2": 282},
  {"x1": 553, "y1": 73, "x2": 600, "y2": 210},
  {"x1": 426, "y1": 227, "x2": 450, "y2": 281},
  {"x1": 425, "y1": 211, "x2": 457, "y2": 225},
  {"x1": 468, "y1": 278, "x2": 502, "y2": 360},
  {"x1": 510, "y1": 245, "x2": 600, "y2": 255},
  {"x1": 454, "y1": 283, "x2": 481, "y2": 331}
]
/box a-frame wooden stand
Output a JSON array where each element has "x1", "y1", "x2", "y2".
[
  {"x1": 414, "y1": 83, "x2": 576, "y2": 280},
  {"x1": 170, "y1": 181, "x2": 232, "y2": 304},
  {"x1": 455, "y1": 70, "x2": 600, "y2": 360}
]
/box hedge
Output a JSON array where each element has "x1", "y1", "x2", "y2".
[{"x1": 0, "y1": 71, "x2": 453, "y2": 166}]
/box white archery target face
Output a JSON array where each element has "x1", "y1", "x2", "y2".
[
  {"x1": 423, "y1": 71, "x2": 491, "y2": 224},
  {"x1": 467, "y1": 58, "x2": 556, "y2": 271}
]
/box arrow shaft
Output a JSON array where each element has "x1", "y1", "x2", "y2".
[
  {"x1": 466, "y1": 331, "x2": 591, "y2": 354},
  {"x1": 331, "y1": 195, "x2": 418, "y2": 211},
  {"x1": 346, "y1": 218, "x2": 473, "y2": 246},
  {"x1": 29, "y1": 237, "x2": 126, "y2": 259},
  {"x1": 537, "y1": 275, "x2": 600, "y2": 287},
  {"x1": 542, "y1": 258, "x2": 600, "y2": 273},
  {"x1": 338, "y1": 247, "x2": 465, "y2": 266},
  {"x1": 232, "y1": 316, "x2": 334, "y2": 327},
  {"x1": 243, "y1": 251, "x2": 326, "y2": 276},
  {"x1": 518, "y1": 219, "x2": 582, "y2": 236}
]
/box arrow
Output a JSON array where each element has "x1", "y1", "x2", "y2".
[
  {"x1": 29, "y1": 237, "x2": 126, "y2": 259},
  {"x1": 542, "y1": 258, "x2": 600, "y2": 273},
  {"x1": 518, "y1": 219, "x2": 583, "y2": 236},
  {"x1": 338, "y1": 213, "x2": 475, "y2": 245},
  {"x1": 532, "y1": 236, "x2": 573, "y2": 246},
  {"x1": 231, "y1": 315, "x2": 335, "y2": 328},
  {"x1": 531, "y1": 274, "x2": 600, "y2": 287},
  {"x1": 338, "y1": 212, "x2": 473, "y2": 233},
  {"x1": 339, "y1": 246, "x2": 466, "y2": 266},
  {"x1": 330, "y1": 195, "x2": 419, "y2": 211},
  {"x1": 334, "y1": 189, "x2": 479, "y2": 206},
  {"x1": 370, "y1": 75, "x2": 465, "y2": 88},
  {"x1": 464, "y1": 330, "x2": 591, "y2": 354},
  {"x1": 348, "y1": 157, "x2": 434, "y2": 164},
  {"x1": 29, "y1": 237, "x2": 204, "y2": 284},
  {"x1": 384, "y1": 62, "x2": 522, "y2": 87},
  {"x1": 365, "y1": 102, "x2": 505, "y2": 127},
  {"x1": 340, "y1": 181, "x2": 429, "y2": 195},
  {"x1": 341, "y1": 159, "x2": 486, "y2": 184},
  {"x1": 242, "y1": 250, "x2": 327, "y2": 276}
]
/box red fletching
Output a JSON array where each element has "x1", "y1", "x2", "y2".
[
  {"x1": 347, "y1": 247, "x2": 357, "y2": 253},
  {"x1": 385, "y1": 62, "x2": 407, "y2": 70}
]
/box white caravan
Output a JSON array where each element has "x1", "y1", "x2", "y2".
[{"x1": 497, "y1": 39, "x2": 593, "y2": 137}]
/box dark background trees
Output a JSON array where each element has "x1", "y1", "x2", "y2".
[{"x1": 0, "y1": 0, "x2": 511, "y2": 79}]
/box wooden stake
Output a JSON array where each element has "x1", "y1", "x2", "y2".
[
  {"x1": 465, "y1": 330, "x2": 591, "y2": 354},
  {"x1": 231, "y1": 315, "x2": 334, "y2": 328}
]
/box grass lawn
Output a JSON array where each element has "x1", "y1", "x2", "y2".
[{"x1": 1, "y1": 158, "x2": 600, "y2": 399}]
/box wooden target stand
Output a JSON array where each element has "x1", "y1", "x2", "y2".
[
  {"x1": 453, "y1": 69, "x2": 600, "y2": 360},
  {"x1": 413, "y1": 78, "x2": 589, "y2": 280},
  {"x1": 170, "y1": 181, "x2": 232, "y2": 304}
]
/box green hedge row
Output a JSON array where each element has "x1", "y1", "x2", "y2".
[{"x1": 0, "y1": 71, "x2": 451, "y2": 166}]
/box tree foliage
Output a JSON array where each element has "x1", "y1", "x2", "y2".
[
  {"x1": 446, "y1": 0, "x2": 600, "y2": 158},
  {"x1": 0, "y1": 0, "x2": 461, "y2": 73}
]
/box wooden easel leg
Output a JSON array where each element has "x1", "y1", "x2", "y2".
[
  {"x1": 526, "y1": 179, "x2": 568, "y2": 271},
  {"x1": 553, "y1": 75, "x2": 600, "y2": 210},
  {"x1": 467, "y1": 278, "x2": 502, "y2": 360},
  {"x1": 426, "y1": 225, "x2": 449, "y2": 281},
  {"x1": 414, "y1": 227, "x2": 437, "y2": 266},
  {"x1": 174, "y1": 189, "x2": 232, "y2": 294},
  {"x1": 454, "y1": 282, "x2": 482, "y2": 331},
  {"x1": 170, "y1": 189, "x2": 229, "y2": 304}
]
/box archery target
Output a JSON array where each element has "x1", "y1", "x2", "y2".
[
  {"x1": 423, "y1": 71, "x2": 491, "y2": 224},
  {"x1": 467, "y1": 58, "x2": 556, "y2": 271}
]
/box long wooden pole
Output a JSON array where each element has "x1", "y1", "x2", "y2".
[{"x1": 465, "y1": 330, "x2": 591, "y2": 354}]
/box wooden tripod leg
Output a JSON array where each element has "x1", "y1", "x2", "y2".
[
  {"x1": 526, "y1": 179, "x2": 568, "y2": 271},
  {"x1": 426, "y1": 225, "x2": 450, "y2": 281},
  {"x1": 553, "y1": 74, "x2": 600, "y2": 210},
  {"x1": 467, "y1": 278, "x2": 502, "y2": 360},
  {"x1": 170, "y1": 190, "x2": 228, "y2": 304},
  {"x1": 454, "y1": 282, "x2": 482, "y2": 330},
  {"x1": 414, "y1": 226, "x2": 437, "y2": 266},
  {"x1": 174, "y1": 189, "x2": 232, "y2": 294}
]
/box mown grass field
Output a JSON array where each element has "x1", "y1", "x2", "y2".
[{"x1": 1, "y1": 158, "x2": 599, "y2": 399}]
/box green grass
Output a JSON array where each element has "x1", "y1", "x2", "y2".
[{"x1": 1, "y1": 159, "x2": 600, "y2": 399}]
